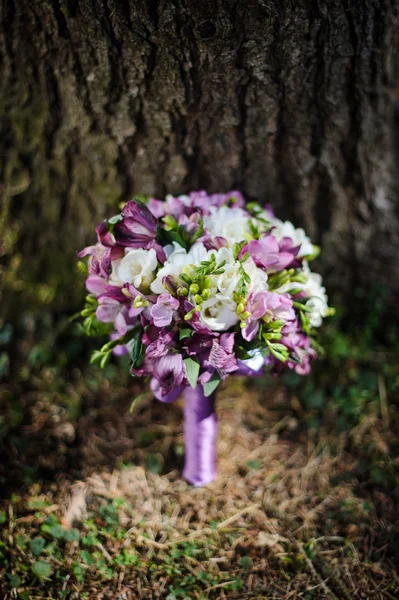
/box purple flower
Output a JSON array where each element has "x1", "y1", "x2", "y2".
[
  {"x1": 241, "y1": 234, "x2": 297, "y2": 272},
  {"x1": 242, "y1": 291, "x2": 295, "y2": 342},
  {"x1": 147, "y1": 198, "x2": 166, "y2": 218},
  {"x1": 150, "y1": 294, "x2": 180, "y2": 327},
  {"x1": 279, "y1": 320, "x2": 316, "y2": 375},
  {"x1": 78, "y1": 242, "x2": 124, "y2": 279},
  {"x1": 207, "y1": 333, "x2": 238, "y2": 379},
  {"x1": 96, "y1": 221, "x2": 116, "y2": 248},
  {"x1": 145, "y1": 327, "x2": 178, "y2": 359},
  {"x1": 153, "y1": 353, "x2": 185, "y2": 397},
  {"x1": 85, "y1": 275, "x2": 107, "y2": 296},
  {"x1": 150, "y1": 378, "x2": 184, "y2": 403},
  {"x1": 96, "y1": 297, "x2": 128, "y2": 335},
  {"x1": 114, "y1": 200, "x2": 157, "y2": 247}
]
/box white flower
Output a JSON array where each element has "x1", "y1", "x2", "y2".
[
  {"x1": 244, "y1": 257, "x2": 268, "y2": 293},
  {"x1": 109, "y1": 258, "x2": 123, "y2": 287},
  {"x1": 214, "y1": 263, "x2": 241, "y2": 296},
  {"x1": 302, "y1": 270, "x2": 329, "y2": 327},
  {"x1": 200, "y1": 294, "x2": 239, "y2": 331},
  {"x1": 204, "y1": 206, "x2": 251, "y2": 246},
  {"x1": 115, "y1": 248, "x2": 158, "y2": 291},
  {"x1": 271, "y1": 219, "x2": 315, "y2": 258},
  {"x1": 150, "y1": 242, "x2": 208, "y2": 294},
  {"x1": 241, "y1": 349, "x2": 265, "y2": 371}
]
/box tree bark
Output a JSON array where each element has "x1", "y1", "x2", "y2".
[{"x1": 0, "y1": 0, "x2": 398, "y2": 317}]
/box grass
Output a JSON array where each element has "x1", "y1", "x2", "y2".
[{"x1": 0, "y1": 295, "x2": 398, "y2": 599}]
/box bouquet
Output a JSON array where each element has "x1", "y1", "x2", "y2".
[{"x1": 78, "y1": 190, "x2": 332, "y2": 486}]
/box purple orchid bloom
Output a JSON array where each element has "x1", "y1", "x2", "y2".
[
  {"x1": 152, "y1": 353, "x2": 185, "y2": 397},
  {"x1": 150, "y1": 294, "x2": 180, "y2": 327},
  {"x1": 114, "y1": 200, "x2": 157, "y2": 247},
  {"x1": 240, "y1": 233, "x2": 297, "y2": 272}
]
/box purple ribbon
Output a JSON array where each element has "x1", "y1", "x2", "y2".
[
  {"x1": 182, "y1": 385, "x2": 218, "y2": 487},
  {"x1": 150, "y1": 362, "x2": 263, "y2": 487}
]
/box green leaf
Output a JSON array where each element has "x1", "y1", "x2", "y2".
[
  {"x1": 130, "y1": 334, "x2": 145, "y2": 368},
  {"x1": 203, "y1": 373, "x2": 221, "y2": 397},
  {"x1": 29, "y1": 537, "x2": 46, "y2": 557},
  {"x1": 107, "y1": 213, "x2": 123, "y2": 225},
  {"x1": 42, "y1": 524, "x2": 65, "y2": 539},
  {"x1": 246, "y1": 459, "x2": 263, "y2": 470},
  {"x1": 239, "y1": 556, "x2": 253, "y2": 569},
  {"x1": 156, "y1": 224, "x2": 187, "y2": 249},
  {"x1": 129, "y1": 393, "x2": 148, "y2": 413},
  {"x1": 144, "y1": 452, "x2": 163, "y2": 474},
  {"x1": 0, "y1": 510, "x2": 6, "y2": 524},
  {"x1": 64, "y1": 528, "x2": 80, "y2": 542},
  {"x1": 179, "y1": 328, "x2": 193, "y2": 340},
  {"x1": 90, "y1": 350, "x2": 103, "y2": 364},
  {"x1": 100, "y1": 351, "x2": 112, "y2": 369},
  {"x1": 32, "y1": 560, "x2": 52, "y2": 579},
  {"x1": 7, "y1": 573, "x2": 21, "y2": 587},
  {"x1": 184, "y1": 357, "x2": 200, "y2": 389}
]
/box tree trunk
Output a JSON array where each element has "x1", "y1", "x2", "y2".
[{"x1": 0, "y1": 0, "x2": 398, "y2": 318}]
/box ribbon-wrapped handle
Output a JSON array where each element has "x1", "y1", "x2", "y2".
[{"x1": 183, "y1": 385, "x2": 218, "y2": 487}]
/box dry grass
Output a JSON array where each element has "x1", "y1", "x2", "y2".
[{"x1": 1, "y1": 377, "x2": 398, "y2": 599}]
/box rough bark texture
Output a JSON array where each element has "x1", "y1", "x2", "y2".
[{"x1": 0, "y1": 0, "x2": 398, "y2": 317}]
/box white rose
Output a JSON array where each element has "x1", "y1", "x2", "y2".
[
  {"x1": 116, "y1": 248, "x2": 158, "y2": 291},
  {"x1": 272, "y1": 219, "x2": 315, "y2": 258},
  {"x1": 200, "y1": 294, "x2": 239, "y2": 331},
  {"x1": 204, "y1": 206, "x2": 251, "y2": 246}
]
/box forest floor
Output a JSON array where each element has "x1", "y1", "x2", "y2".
[{"x1": 0, "y1": 306, "x2": 398, "y2": 599}]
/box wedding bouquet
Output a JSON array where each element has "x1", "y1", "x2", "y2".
[{"x1": 78, "y1": 190, "x2": 332, "y2": 485}]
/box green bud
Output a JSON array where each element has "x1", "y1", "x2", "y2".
[
  {"x1": 202, "y1": 289, "x2": 211, "y2": 300},
  {"x1": 241, "y1": 311, "x2": 251, "y2": 320},
  {"x1": 180, "y1": 273, "x2": 192, "y2": 285},
  {"x1": 162, "y1": 215, "x2": 178, "y2": 229},
  {"x1": 203, "y1": 276, "x2": 212, "y2": 289},
  {"x1": 271, "y1": 319, "x2": 285, "y2": 330},
  {"x1": 194, "y1": 294, "x2": 203, "y2": 305},
  {"x1": 184, "y1": 310, "x2": 195, "y2": 321},
  {"x1": 177, "y1": 287, "x2": 188, "y2": 297},
  {"x1": 240, "y1": 321, "x2": 246, "y2": 329},
  {"x1": 133, "y1": 295, "x2": 143, "y2": 308},
  {"x1": 237, "y1": 303, "x2": 245, "y2": 314},
  {"x1": 189, "y1": 283, "x2": 200, "y2": 294}
]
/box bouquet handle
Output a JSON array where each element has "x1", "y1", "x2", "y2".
[{"x1": 182, "y1": 385, "x2": 218, "y2": 487}]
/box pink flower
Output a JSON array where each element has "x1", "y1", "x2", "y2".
[
  {"x1": 242, "y1": 291, "x2": 295, "y2": 342},
  {"x1": 241, "y1": 233, "x2": 297, "y2": 272}
]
